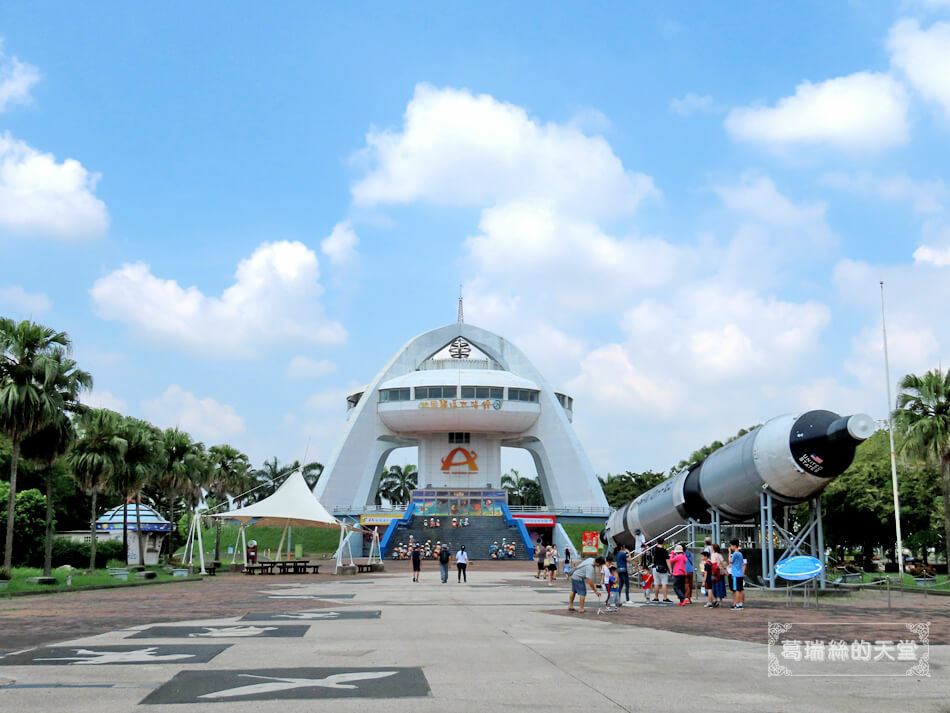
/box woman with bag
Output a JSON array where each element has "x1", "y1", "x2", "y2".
[{"x1": 547, "y1": 547, "x2": 559, "y2": 585}]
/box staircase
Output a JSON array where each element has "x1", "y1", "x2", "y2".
[{"x1": 387, "y1": 515, "x2": 532, "y2": 560}]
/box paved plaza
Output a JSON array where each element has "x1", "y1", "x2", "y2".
[{"x1": 1, "y1": 564, "x2": 948, "y2": 712}]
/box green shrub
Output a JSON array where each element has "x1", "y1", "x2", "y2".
[{"x1": 51, "y1": 538, "x2": 125, "y2": 568}]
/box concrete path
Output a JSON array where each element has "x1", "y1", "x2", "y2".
[{"x1": 1, "y1": 569, "x2": 947, "y2": 712}]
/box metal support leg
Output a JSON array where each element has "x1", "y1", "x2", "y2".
[
  {"x1": 760, "y1": 493, "x2": 768, "y2": 588},
  {"x1": 815, "y1": 498, "x2": 826, "y2": 590},
  {"x1": 766, "y1": 492, "x2": 775, "y2": 589}
]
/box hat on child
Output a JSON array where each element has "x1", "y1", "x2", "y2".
[{"x1": 674, "y1": 545, "x2": 683, "y2": 553}]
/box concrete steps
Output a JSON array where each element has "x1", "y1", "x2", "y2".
[{"x1": 388, "y1": 515, "x2": 532, "y2": 560}]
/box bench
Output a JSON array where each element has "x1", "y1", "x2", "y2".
[
  {"x1": 25, "y1": 576, "x2": 57, "y2": 586},
  {"x1": 356, "y1": 564, "x2": 374, "y2": 574},
  {"x1": 134, "y1": 570, "x2": 157, "y2": 580},
  {"x1": 243, "y1": 563, "x2": 276, "y2": 575}
]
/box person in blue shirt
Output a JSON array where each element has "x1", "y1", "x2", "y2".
[
  {"x1": 683, "y1": 546, "x2": 694, "y2": 602},
  {"x1": 615, "y1": 544, "x2": 630, "y2": 605},
  {"x1": 728, "y1": 539, "x2": 747, "y2": 610}
]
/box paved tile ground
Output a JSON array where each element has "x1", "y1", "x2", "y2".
[{"x1": 0, "y1": 561, "x2": 947, "y2": 712}]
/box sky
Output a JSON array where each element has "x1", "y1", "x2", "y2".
[{"x1": 2, "y1": 2, "x2": 949, "y2": 480}]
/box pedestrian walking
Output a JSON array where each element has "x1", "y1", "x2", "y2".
[
  {"x1": 567, "y1": 555, "x2": 604, "y2": 613},
  {"x1": 563, "y1": 546, "x2": 572, "y2": 576},
  {"x1": 456, "y1": 545, "x2": 469, "y2": 582},
  {"x1": 547, "y1": 546, "x2": 559, "y2": 585},
  {"x1": 535, "y1": 542, "x2": 545, "y2": 579},
  {"x1": 438, "y1": 544, "x2": 451, "y2": 583},
  {"x1": 616, "y1": 543, "x2": 630, "y2": 605},
  {"x1": 411, "y1": 545, "x2": 422, "y2": 582}
]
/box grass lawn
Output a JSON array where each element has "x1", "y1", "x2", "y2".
[
  {"x1": 859, "y1": 571, "x2": 950, "y2": 587},
  {"x1": 176, "y1": 523, "x2": 342, "y2": 560},
  {"x1": 0, "y1": 566, "x2": 196, "y2": 595}
]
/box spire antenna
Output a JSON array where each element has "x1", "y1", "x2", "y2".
[{"x1": 458, "y1": 285, "x2": 464, "y2": 324}]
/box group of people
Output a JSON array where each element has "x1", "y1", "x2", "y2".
[
  {"x1": 410, "y1": 543, "x2": 470, "y2": 583},
  {"x1": 391, "y1": 537, "x2": 450, "y2": 560},
  {"x1": 421, "y1": 517, "x2": 470, "y2": 529},
  {"x1": 488, "y1": 540, "x2": 518, "y2": 559},
  {"x1": 534, "y1": 543, "x2": 570, "y2": 586},
  {"x1": 566, "y1": 537, "x2": 748, "y2": 614}
]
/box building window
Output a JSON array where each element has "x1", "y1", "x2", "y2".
[
  {"x1": 347, "y1": 392, "x2": 363, "y2": 409},
  {"x1": 460, "y1": 386, "x2": 504, "y2": 399},
  {"x1": 508, "y1": 388, "x2": 539, "y2": 403},
  {"x1": 414, "y1": 386, "x2": 457, "y2": 399},
  {"x1": 379, "y1": 388, "x2": 410, "y2": 402},
  {"x1": 448, "y1": 432, "x2": 470, "y2": 444},
  {"x1": 555, "y1": 393, "x2": 573, "y2": 410}
]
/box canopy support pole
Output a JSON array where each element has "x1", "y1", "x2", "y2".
[
  {"x1": 230, "y1": 525, "x2": 243, "y2": 565},
  {"x1": 183, "y1": 513, "x2": 196, "y2": 565},
  {"x1": 195, "y1": 511, "x2": 207, "y2": 575},
  {"x1": 335, "y1": 520, "x2": 355, "y2": 569},
  {"x1": 368, "y1": 528, "x2": 381, "y2": 565},
  {"x1": 276, "y1": 521, "x2": 289, "y2": 561},
  {"x1": 241, "y1": 525, "x2": 248, "y2": 566}
]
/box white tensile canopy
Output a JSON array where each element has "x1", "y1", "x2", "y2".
[{"x1": 209, "y1": 471, "x2": 339, "y2": 529}]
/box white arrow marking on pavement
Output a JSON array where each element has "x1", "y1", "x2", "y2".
[
  {"x1": 274, "y1": 612, "x2": 340, "y2": 619},
  {"x1": 35, "y1": 647, "x2": 195, "y2": 665},
  {"x1": 198, "y1": 671, "x2": 399, "y2": 698},
  {"x1": 187, "y1": 626, "x2": 279, "y2": 638}
]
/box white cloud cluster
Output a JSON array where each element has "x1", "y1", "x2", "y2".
[
  {"x1": 0, "y1": 40, "x2": 39, "y2": 113},
  {"x1": 352, "y1": 83, "x2": 657, "y2": 219},
  {"x1": 724, "y1": 72, "x2": 909, "y2": 152},
  {"x1": 0, "y1": 132, "x2": 109, "y2": 239},
  {"x1": 91, "y1": 240, "x2": 346, "y2": 355},
  {"x1": 285, "y1": 355, "x2": 336, "y2": 380},
  {"x1": 820, "y1": 171, "x2": 947, "y2": 214},
  {"x1": 80, "y1": 389, "x2": 128, "y2": 414},
  {"x1": 320, "y1": 220, "x2": 359, "y2": 266},
  {"x1": 889, "y1": 19, "x2": 950, "y2": 120},
  {"x1": 0, "y1": 284, "x2": 51, "y2": 313},
  {"x1": 670, "y1": 93, "x2": 715, "y2": 117},
  {"x1": 143, "y1": 385, "x2": 245, "y2": 443}
]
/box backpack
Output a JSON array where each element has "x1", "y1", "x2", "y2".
[{"x1": 439, "y1": 550, "x2": 450, "y2": 564}]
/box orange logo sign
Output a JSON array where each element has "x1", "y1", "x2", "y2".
[{"x1": 441, "y1": 447, "x2": 479, "y2": 472}]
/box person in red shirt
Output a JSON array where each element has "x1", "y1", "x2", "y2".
[{"x1": 640, "y1": 563, "x2": 654, "y2": 602}]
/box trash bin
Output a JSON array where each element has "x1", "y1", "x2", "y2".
[{"x1": 247, "y1": 542, "x2": 258, "y2": 564}]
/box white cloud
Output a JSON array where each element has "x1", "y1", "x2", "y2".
[
  {"x1": 80, "y1": 389, "x2": 128, "y2": 414},
  {"x1": 724, "y1": 71, "x2": 909, "y2": 151},
  {"x1": 889, "y1": 19, "x2": 950, "y2": 120},
  {"x1": 0, "y1": 284, "x2": 51, "y2": 313},
  {"x1": 143, "y1": 385, "x2": 245, "y2": 443},
  {"x1": 91, "y1": 240, "x2": 346, "y2": 355},
  {"x1": 0, "y1": 132, "x2": 109, "y2": 239},
  {"x1": 913, "y1": 243, "x2": 950, "y2": 266},
  {"x1": 670, "y1": 93, "x2": 715, "y2": 116},
  {"x1": 285, "y1": 355, "x2": 336, "y2": 380},
  {"x1": 715, "y1": 174, "x2": 827, "y2": 226},
  {"x1": 320, "y1": 220, "x2": 359, "y2": 266},
  {"x1": 352, "y1": 83, "x2": 657, "y2": 219},
  {"x1": 820, "y1": 171, "x2": 948, "y2": 214},
  {"x1": 0, "y1": 40, "x2": 39, "y2": 113},
  {"x1": 463, "y1": 201, "x2": 685, "y2": 312}
]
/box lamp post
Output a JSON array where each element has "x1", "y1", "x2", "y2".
[{"x1": 880, "y1": 281, "x2": 905, "y2": 581}]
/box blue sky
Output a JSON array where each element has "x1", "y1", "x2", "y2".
[{"x1": 2, "y1": 2, "x2": 949, "y2": 479}]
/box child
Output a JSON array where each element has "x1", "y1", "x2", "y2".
[
  {"x1": 640, "y1": 563, "x2": 654, "y2": 602},
  {"x1": 701, "y1": 551, "x2": 715, "y2": 608},
  {"x1": 599, "y1": 565, "x2": 620, "y2": 614},
  {"x1": 728, "y1": 539, "x2": 746, "y2": 610}
]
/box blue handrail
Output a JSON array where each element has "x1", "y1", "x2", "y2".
[
  {"x1": 500, "y1": 503, "x2": 534, "y2": 553},
  {"x1": 379, "y1": 503, "x2": 415, "y2": 558}
]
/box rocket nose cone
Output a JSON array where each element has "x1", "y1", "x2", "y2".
[{"x1": 846, "y1": 414, "x2": 875, "y2": 441}]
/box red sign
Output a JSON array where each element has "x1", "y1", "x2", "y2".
[
  {"x1": 511, "y1": 514, "x2": 556, "y2": 527},
  {"x1": 582, "y1": 531, "x2": 600, "y2": 555}
]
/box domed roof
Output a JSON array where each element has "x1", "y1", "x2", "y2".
[{"x1": 96, "y1": 504, "x2": 171, "y2": 532}]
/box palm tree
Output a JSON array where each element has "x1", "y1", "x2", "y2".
[
  {"x1": 894, "y1": 368, "x2": 950, "y2": 570},
  {"x1": 21, "y1": 414, "x2": 75, "y2": 576},
  {"x1": 501, "y1": 470, "x2": 545, "y2": 507},
  {"x1": 207, "y1": 444, "x2": 250, "y2": 560},
  {"x1": 378, "y1": 464, "x2": 417, "y2": 505},
  {"x1": 250, "y1": 457, "x2": 298, "y2": 501},
  {"x1": 115, "y1": 418, "x2": 165, "y2": 565},
  {"x1": 0, "y1": 319, "x2": 87, "y2": 573},
  {"x1": 156, "y1": 428, "x2": 206, "y2": 561},
  {"x1": 70, "y1": 409, "x2": 127, "y2": 571}
]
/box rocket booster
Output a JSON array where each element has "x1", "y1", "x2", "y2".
[{"x1": 602, "y1": 410, "x2": 875, "y2": 550}]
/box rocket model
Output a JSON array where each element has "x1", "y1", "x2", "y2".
[{"x1": 602, "y1": 410, "x2": 875, "y2": 551}]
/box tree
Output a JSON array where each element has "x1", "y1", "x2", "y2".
[
  {"x1": 378, "y1": 464, "x2": 418, "y2": 505},
  {"x1": 155, "y1": 428, "x2": 206, "y2": 560},
  {"x1": 115, "y1": 418, "x2": 165, "y2": 565},
  {"x1": 500, "y1": 470, "x2": 545, "y2": 507},
  {"x1": 0, "y1": 483, "x2": 47, "y2": 567},
  {"x1": 20, "y1": 413, "x2": 76, "y2": 575},
  {"x1": 0, "y1": 319, "x2": 89, "y2": 574},
  {"x1": 598, "y1": 470, "x2": 668, "y2": 507},
  {"x1": 207, "y1": 444, "x2": 251, "y2": 560},
  {"x1": 69, "y1": 409, "x2": 127, "y2": 571},
  {"x1": 894, "y1": 368, "x2": 950, "y2": 569}
]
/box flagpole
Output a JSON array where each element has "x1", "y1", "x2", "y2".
[{"x1": 880, "y1": 281, "x2": 905, "y2": 581}]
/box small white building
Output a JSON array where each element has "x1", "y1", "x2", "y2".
[{"x1": 58, "y1": 504, "x2": 172, "y2": 565}]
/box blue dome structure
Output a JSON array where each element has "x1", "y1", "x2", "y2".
[{"x1": 96, "y1": 504, "x2": 171, "y2": 532}]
